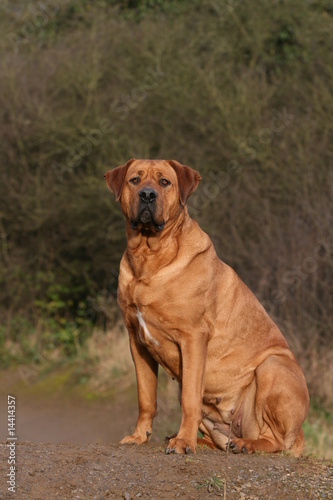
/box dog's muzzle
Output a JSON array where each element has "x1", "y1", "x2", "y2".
[
  {"x1": 139, "y1": 188, "x2": 156, "y2": 224},
  {"x1": 139, "y1": 188, "x2": 157, "y2": 204},
  {"x1": 131, "y1": 188, "x2": 165, "y2": 232}
]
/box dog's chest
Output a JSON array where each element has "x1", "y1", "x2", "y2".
[
  {"x1": 130, "y1": 304, "x2": 181, "y2": 379},
  {"x1": 120, "y1": 279, "x2": 182, "y2": 376},
  {"x1": 135, "y1": 308, "x2": 159, "y2": 347},
  {"x1": 120, "y1": 273, "x2": 171, "y2": 323}
]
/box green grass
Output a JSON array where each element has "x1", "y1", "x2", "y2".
[
  {"x1": 303, "y1": 402, "x2": 333, "y2": 459},
  {"x1": 196, "y1": 475, "x2": 225, "y2": 493}
]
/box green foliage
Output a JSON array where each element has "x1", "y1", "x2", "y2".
[
  {"x1": 197, "y1": 475, "x2": 225, "y2": 493},
  {"x1": 303, "y1": 402, "x2": 333, "y2": 458},
  {"x1": 266, "y1": 24, "x2": 308, "y2": 64},
  {"x1": 33, "y1": 273, "x2": 93, "y2": 356}
]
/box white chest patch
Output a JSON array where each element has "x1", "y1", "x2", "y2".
[{"x1": 136, "y1": 309, "x2": 159, "y2": 347}]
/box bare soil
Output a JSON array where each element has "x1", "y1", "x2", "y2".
[{"x1": 1, "y1": 441, "x2": 333, "y2": 499}]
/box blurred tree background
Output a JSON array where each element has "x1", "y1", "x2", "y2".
[{"x1": 0, "y1": 0, "x2": 332, "y2": 412}]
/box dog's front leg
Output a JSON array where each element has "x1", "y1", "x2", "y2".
[
  {"x1": 120, "y1": 331, "x2": 158, "y2": 445},
  {"x1": 166, "y1": 333, "x2": 208, "y2": 455}
]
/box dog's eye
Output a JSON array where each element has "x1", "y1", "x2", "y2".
[
  {"x1": 160, "y1": 178, "x2": 170, "y2": 187},
  {"x1": 130, "y1": 177, "x2": 140, "y2": 185}
]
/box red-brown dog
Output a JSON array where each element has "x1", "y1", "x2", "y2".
[{"x1": 104, "y1": 158, "x2": 309, "y2": 455}]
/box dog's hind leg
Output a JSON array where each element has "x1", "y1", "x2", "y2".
[
  {"x1": 229, "y1": 354, "x2": 309, "y2": 456},
  {"x1": 199, "y1": 419, "x2": 230, "y2": 451}
]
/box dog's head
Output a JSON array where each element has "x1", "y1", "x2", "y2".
[{"x1": 104, "y1": 159, "x2": 201, "y2": 233}]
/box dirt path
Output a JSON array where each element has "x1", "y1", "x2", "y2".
[
  {"x1": 1, "y1": 370, "x2": 332, "y2": 498},
  {"x1": 0, "y1": 394, "x2": 137, "y2": 445},
  {"x1": 1, "y1": 442, "x2": 332, "y2": 499},
  {"x1": 0, "y1": 368, "x2": 181, "y2": 446}
]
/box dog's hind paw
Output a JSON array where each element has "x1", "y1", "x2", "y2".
[
  {"x1": 164, "y1": 433, "x2": 177, "y2": 444},
  {"x1": 229, "y1": 439, "x2": 252, "y2": 454}
]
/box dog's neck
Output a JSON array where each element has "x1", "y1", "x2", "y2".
[{"x1": 125, "y1": 208, "x2": 189, "y2": 280}]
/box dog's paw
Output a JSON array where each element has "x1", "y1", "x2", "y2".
[
  {"x1": 164, "y1": 432, "x2": 178, "y2": 444},
  {"x1": 229, "y1": 438, "x2": 254, "y2": 454},
  {"x1": 120, "y1": 430, "x2": 151, "y2": 446},
  {"x1": 165, "y1": 437, "x2": 196, "y2": 455}
]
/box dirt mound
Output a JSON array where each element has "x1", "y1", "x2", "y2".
[{"x1": 0, "y1": 442, "x2": 332, "y2": 499}]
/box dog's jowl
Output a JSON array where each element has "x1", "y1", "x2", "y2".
[{"x1": 105, "y1": 159, "x2": 309, "y2": 456}]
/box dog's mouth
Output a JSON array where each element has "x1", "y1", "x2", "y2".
[
  {"x1": 139, "y1": 208, "x2": 153, "y2": 225},
  {"x1": 131, "y1": 207, "x2": 165, "y2": 233}
]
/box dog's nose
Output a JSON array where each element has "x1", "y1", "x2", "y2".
[{"x1": 139, "y1": 188, "x2": 157, "y2": 203}]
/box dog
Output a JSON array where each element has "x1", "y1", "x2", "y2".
[{"x1": 104, "y1": 158, "x2": 309, "y2": 456}]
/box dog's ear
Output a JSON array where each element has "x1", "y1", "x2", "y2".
[
  {"x1": 168, "y1": 160, "x2": 202, "y2": 206},
  {"x1": 104, "y1": 159, "x2": 136, "y2": 201}
]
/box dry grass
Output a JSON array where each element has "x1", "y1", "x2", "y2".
[{"x1": 85, "y1": 323, "x2": 135, "y2": 392}]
